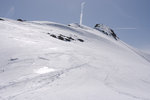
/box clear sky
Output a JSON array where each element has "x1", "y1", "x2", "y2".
[{"x1": 0, "y1": 0, "x2": 150, "y2": 52}]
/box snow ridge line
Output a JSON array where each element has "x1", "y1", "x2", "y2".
[{"x1": 120, "y1": 41, "x2": 150, "y2": 63}]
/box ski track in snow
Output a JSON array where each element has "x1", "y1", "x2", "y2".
[
  {"x1": 0, "y1": 62, "x2": 88, "y2": 100},
  {"x1": 104, "y1": 82, "x2": 150, "y2": 100}
]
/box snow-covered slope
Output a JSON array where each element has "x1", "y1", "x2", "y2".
[{"x1": 0, "y1": 18, "x2": 150, "y2": 100}]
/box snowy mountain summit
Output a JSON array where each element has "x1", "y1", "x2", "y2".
[
  {"x1": 0, "y1": 18, "x2": 150, "y2": 100},
  {"x1": 94, "y1": 24, "x2": 118, "y2": 40}
]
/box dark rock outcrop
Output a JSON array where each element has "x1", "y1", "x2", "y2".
[
  {"x1": 0, "y1": 18, "x2": 4, "y2": 21},
  {"x1": 17, "y1": 19, "x2": 26, "y2": 22},
  {"x1": 47, "y1": 33, "x2": 84, "y2": 42},
  {"x1": 94, "y1": 24, "x2": 118, "y2": 40},
  {"x1": 77, "y1": 39, "x2": 84, "y2": 42}
]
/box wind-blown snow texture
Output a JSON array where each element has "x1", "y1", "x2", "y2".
[{"x1": 0, "y1": 18, "x2": 150, "y2": 100}]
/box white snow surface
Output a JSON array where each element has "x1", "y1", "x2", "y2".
[
  {"x1": 0, "y1": 18, "x2": 150, "y2": 100},
  {"x1": 34, "y1": 67, "x2": 56, "y2": 74}
]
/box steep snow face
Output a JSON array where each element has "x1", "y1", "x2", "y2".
[{"x1": 0, "y1": 18, "x2": 150, "y2": 100}]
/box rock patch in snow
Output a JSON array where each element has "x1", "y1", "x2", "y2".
[
  {"x1": 17, "y1": 19, "x2": 26, "y2": 22},
  {"x1": 94, "y1": 24, "x2": 119, "y2": 40},
  {"x1": 0, "y1": 18, "x2": 4, "y2": 21},
  {"x1": 47, "y1": 33, "x2": 84, "y2": 42}
]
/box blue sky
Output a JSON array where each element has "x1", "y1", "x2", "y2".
[{"x1": 0, "y1": 0, "x2": 150, "y2": 52}]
